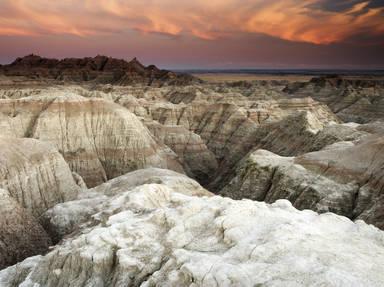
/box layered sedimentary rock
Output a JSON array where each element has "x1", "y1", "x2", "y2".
[
  {"x1": 1, "y1": 83, "x2": 340, "y2": 190},
  {"x1": 1, "y1": 182, "x2": 384, "y2": 287},
  {"x1": 220, "y1": 149, "x2": 357, "y2": 215},
  {"x1": 249, "y1": 116, "x2": 368, "y2": 157},
  {"x1": 105, "y1": 85, "x2": 343, "y2": 192},
  {"x1": 0, "y1": 68, "x2": 384, "y2": 283},
  {"x1": 206, "y1": 111, "x2": 344, "y2": 191},
  {"x1": 144, "y1": 94, "x2": 339, "y2": 188},
  {"x1": 284, "y1": 75, "x2": 384, "y2": 123},
  {"x1": 0, "y1": 189, "x2": 51, "y2": 269},
  {"x1": 0, "y1": 54, "x2": 200, "y2": 86},
  {"x1": 145, "y1": 121, "x2": 218, "y2": 184},
  {"x1": 0, "y1": 91, "x2": 183, "y2": 187},
  {"x1": 221, "y1": 131, "x2": 384, "y2": 229},
  {"x1": 0, "y1": 137, "x2": 79, "y2": 216},
  {"x1": 297, "y1": 135, "x2": 384, "y2": 228}
]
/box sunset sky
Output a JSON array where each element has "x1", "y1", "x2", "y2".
[{"x1": 0, "y1": 0, "x2": 383, "y2": 69}]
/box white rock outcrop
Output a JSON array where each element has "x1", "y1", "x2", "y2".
[
  {"x1": 42, "y1": 168, "x2": 212, "y2": 241},
  {"x1": 1, "y1": 181, "x2": 384, "y2": 287}
]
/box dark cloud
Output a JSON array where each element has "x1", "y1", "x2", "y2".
[
  {"x1": 367, "y1": 0, "x2": 384, "y2": 8},
  {"x1": 343, "y1": 30, "x2": 384, "y2": 46},
  {"x1": 309, "y1": 0, "x2": 384, "y2": 13},
  {"x1": 0, "y1": 0, "x2": 383, "y2": 68},
  {"x1": 310, "y1": 0, "x2": 364, "y2": 12}
]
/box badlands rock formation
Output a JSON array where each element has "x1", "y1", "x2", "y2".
[
  {"x1": 285, "y1": 75, "x2": 384, "y2": 123},
  {"x1": 1, "y1": 178, "x2": 384, "y2": 287},
  {"x1": 1, "y1": 63, "x2": 384, "y2": 285},
  {"x1": 0, "y1": 137, "x2": 81, "y2": 268},
  {"x1": 221, "y1": 127, "x2": 384, "y2": 228},
  {"x1": 0, "y1": 82, "x2": 340, "y2": 190},
  {"x1": 0, "y1": 189, "x2": 51, "y2": 269},
  {"x1": 0, "y1": 90, "x2": 183, "y2": 187},
  {"x1": 145, "y1": 121, "x2": 218, "y2": 184},
  {"x1": 0, "y1": 137, "x2": 79, "y2": 216},
  {"x1": 0, "y1": 55, "x2": 199, "y2": 86},
  {"x1": 128, "y1": 86, "x2": 339, "y2": 189}
]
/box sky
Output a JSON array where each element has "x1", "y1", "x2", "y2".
[{"x1": 0, "y1": 0, "x2": 383, "y2": 69}]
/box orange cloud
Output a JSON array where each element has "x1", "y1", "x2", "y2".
[
  {"x1": 0, "y1": 0, "x2": 383, "y2": 44},
  {"x1": 243, "y1": 0, "x2": 384, "y2": 44},
  {"x1": 0, "y1": 27, "x2": 36, "y2": 36}
]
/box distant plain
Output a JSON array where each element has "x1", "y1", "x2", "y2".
[{"x1": 193, "y1": 73, "x2": 312, "y2": 82}]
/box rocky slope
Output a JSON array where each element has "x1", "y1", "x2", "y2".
[
  {"x1": 133, "y1": 89, "x2": 340, "y2": 190},
  {"x1": 145, "y1": 121, "x2": 218, "y2": 184},
  {"x1": 0, "y1": 189, "x2": 51, "y2": 269},
  {"x1": 0, "y1": 137, "x2": 82, "y2": 269},
  {"x1": 284, "y1": 75, "x2": 384, "y2": 123},
  {"x1": 1, "y1": 69, "x2": 384, "y2": 283},
  {"x1": 0, "y1": 83, "x2": 340, "y2": 190},
  {"x1": 1, "y1": 178, "x2": 384, "y2": 287},
  {"x1": 0, "y1": 55, "x2": 199, "y2": 86},
  {"x1": 0, "y1": 90, "x2": 183, "y2": 187},
  {"x1": 220, "y1": 125, "x2": 384, "y2": 229},
  {"x1": 0, "y1": 137, "x2": 80, "y2": 217}
]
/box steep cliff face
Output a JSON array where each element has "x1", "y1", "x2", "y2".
[
  {"x1": 0, "y1": 137, "x2": 80, "y2": 217},
  {"x1": 206, "y1": 110, "x2": 341, "y2": 191},
  {"x1": 122, "y1": 86, "x2": 342, "y2": 192},
  {"x1": 1, "y1": 182, "x2": 384, "y2": 287},
  {"x1": 145, "y1": 122, "x2": 218, "y2": 184},
  {"x1": 0, "y1": 91, "x2": 184, "y2": 187},
  {"x1": 244, "y1": 115, "x2": 368, "y2": 157},
  {"x1": 0, "y1": 136, "x2": 83, "y2": 269},
  {"x1": 220, "y1": 149, "x2": 358, "y2": 215},
  {"x1": 0, "y1": 189, "x2": 52, "y2": 269},
  {"x1": 220, "y1": 130, "x2": 384, "y2": 229},
  {"x1": 296, "y1": 135, "x2": 384, "y2": 228},
  {"x1": 1, "y1": 84, "x2": 340, "y2": 190},
  {"x1": 144, "y1": 94, "x2": 339, "y2": 189}
]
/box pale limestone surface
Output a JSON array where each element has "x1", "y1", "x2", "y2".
[
  {"x1": 1, "y1": 183, "x2": 384, "y2": 287},
  {"x1": 41, "y1": 168, "x2": 212, "y2": 241}
]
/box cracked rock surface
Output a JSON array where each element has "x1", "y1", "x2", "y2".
[
  {"x1": 41, "y1": 168, "x2": 212, "y2": 241},
  {"x1": 1, "y1": 178, "x2": 384, "y2": 287}
]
